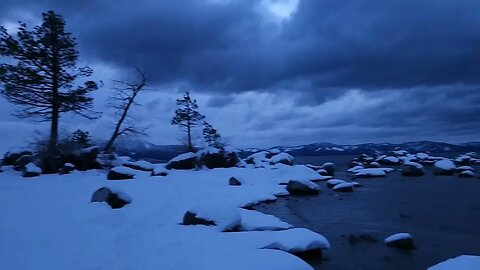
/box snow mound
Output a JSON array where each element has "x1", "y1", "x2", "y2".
[
  {"x1": 261, "y1": 228, "x2": 331, "y2": 252},
  {"x1": 385, "y1": 233, "x2": 412, "y2": 243},
  {"x1": 333, "y1": 182, "x2": 355, "y2": 191},
  {"x1": 427, "y1": 255, "x2": 480, "y2": 270},
  {"x1": 238, "y1": 208, "x2": 292, "y2": 231},
  {"x1": 25, "y1": 163, "x2": 42, "y2": 174},
  {"x1": 355, "y1": 168, "x2": 387, "y2": 178}
]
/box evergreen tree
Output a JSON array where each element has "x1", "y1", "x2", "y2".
[
  {"x1": 171, "y1": 92, "x2": 205, "y2": 152},
  {"x1": 71, "y1": 129, "x2": 91, "y2": 148},
  {"x1": 202, "y1": 122, "x2": 224, "y2": 149},
  {"x1": 0, "y1": 11, "x2": 99, "y2": 154}
]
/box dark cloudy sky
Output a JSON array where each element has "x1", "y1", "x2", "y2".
[{"x1": 1, "y1": 0, "x2": 480, "y2": 151}]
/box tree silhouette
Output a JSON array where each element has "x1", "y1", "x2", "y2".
[
  {"x1": 171, "y1": 92, "x2": 205, "y2": 152},
  {"x1": 203, "y1": 122, "x2": 224, "y2": 149},
  {"x1": 0, "y1": 11, "x2": 99, "y2": 154}
]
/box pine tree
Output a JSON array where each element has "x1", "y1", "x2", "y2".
[
  {"x1": 203, "y1": 122, "x2": 224, "y2": 149},
  {"x1": 71, "y1": 129, "x2": 91, "y2": 148},
  {"x1": 0, "y1": 11, "x2": 99, "y2": 154},
  {"x1": 171, "y1": 92, "x2": 205, "y2": 152}
]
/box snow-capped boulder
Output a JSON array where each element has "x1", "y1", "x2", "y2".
[
  {"x1": 91, "y1": 187, "x2": 131, "y2": 209},
  {"x1": 401, "y1": 162, "x2": 425, "y2": 177},
  {"x1": 455, "y1": 155, "x2": 472, "y2": 166},
  {"x1": 59, "y1": 163, "x2": 76, "y2": 174},
  {"x1": 2, "y1": 150, "x2": 33, "y2": 166},
  {"x1": 354, "y1": 168, "x2": 387, "y2": 178},
  {"x1": 379, "y1": 156, "x2": 401, "y2": 165},
  {"x1": 321, "y1": 162, "x2": 335, "y2": 176},
  {"x1": 245, "y1": 151, "x2": 274, "y2": 167},
  {"x1": 458, "y1": 170, "x2": 475, "y2": 178},
  {"x1": 311, "y1": 175, "x2": 333, "y2": 182},
  {"x1": 416, "y1": 153, "x2": 430, "y2": 160},
  {"x1": 427, "y1": 255, "x2": 480, "y2": 270},
  {"x1": 434, "y1": 159, "x2": 456, "y2": 175},
  {"x1": 238, "y1": 208, "x2": 292, "y2": 231},
  {"x1": 367, "y1": 161, "x2": 380, "y2": 168},
  {"x1": 165, "y1": 152, "x2": 197, "y2": 170},
  {"x1": 229, "y1": 177, "x2": 242, "y2": 186},
  {"x1": 123, "y1": 160, "x2": 153, "y2": 171},
  {"x1": 326, "y1": 179, "x2": 346, "y2": 188},
  {"x1": 333, "y1": 182, "x2": 355, "y2": 192},
  {"x1": 23, "y1": 162, "x2": 41, "y2": 177},
  {"x1": 385, "y1": 233, "x2": 415, "y2": 250},
  {"x1": 456, "y1": 166, "x2": 474, "y2": 172},
  {"x1": 107, "y1": 166, "x2": 136, "y2": 180},
  {"x1": 269, "y1": 153, "x2": 294, "y2": 166},
  {"x1": 465, "y1": 152, "x2": 479, "y2": 158},
  {"x1": 182, "y1": 211, "x2": 216, "y2": 226},
  {"x1": 348, "y1": 165, "x2": 364, "y2": 173},
  {"x1": 286, "y1": 180, "x2": 320, "y2": 195}
]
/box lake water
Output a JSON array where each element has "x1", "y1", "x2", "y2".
[{"x1": 256, "y1": 155, "x2": 480, "y2": 270}]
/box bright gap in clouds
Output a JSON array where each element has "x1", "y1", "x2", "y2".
[{"x1": 257, "y1": 0, "x2": 299, "y2": 22}]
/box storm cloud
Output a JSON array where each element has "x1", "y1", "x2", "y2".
[{"x1": 0, "y1": 0, "x2": 479, "y2": 149}]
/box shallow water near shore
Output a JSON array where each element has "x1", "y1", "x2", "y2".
[{"x1": 256, "y1": 155, "x2": 480, "y2": 270}]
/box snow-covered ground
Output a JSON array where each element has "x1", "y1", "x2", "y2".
[{"x1": 0, "y1": 165, "x2": 329, "y2": 270}]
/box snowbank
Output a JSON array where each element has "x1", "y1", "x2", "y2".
[
  {"x1": 0, "y1": 164, "x2": 326, "y2": 270},
  {"x1": 427, "y1": 255, "x2": 480, "y2": 270}
]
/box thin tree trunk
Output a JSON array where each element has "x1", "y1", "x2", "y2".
[
  {"x1": 187, "y1": 120, "x2": 192, "y2": 152},
  {"x1": 49, "y1": 51, "x2": 60, "y2": 155}
]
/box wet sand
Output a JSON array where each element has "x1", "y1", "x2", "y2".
[{"x1": 256, "y1": 155, "x2": 480, "y2": 270}]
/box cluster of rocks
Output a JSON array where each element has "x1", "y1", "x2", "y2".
[
  {"x1": 165, "y1": 147, "x2": 241, "y2": 170},
  {"x1": 1, "y1": 146, "x2": 102, "y2": 177},
  {"x1": 245, "y1": 149, "x2": 294, "y2": 167},
  {"x1": 326, "y1": 179, "x2": 359, "y2": 192}
]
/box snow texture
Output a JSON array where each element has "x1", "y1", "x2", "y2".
[{"x1": 427, "y1": 255, "x2": 480, "y2": 270}]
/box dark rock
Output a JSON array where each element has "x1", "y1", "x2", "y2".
[
  {"x1": 286, "y1": 180, "x2": 320, "y2": 195},
  {"x1": 165, "y1": 154, "x2": 197, "y2": 170},
  {"x1": 401, "y1": 163, "x2": 425, "y2": 177},
  {"x1": 13, "y1": 155, "x2": 34, "y2": 171},
  {"x1": 64, "y1": 146, "x2": 101, "y2": 171},
  {"x1": 107, "y1": 168, "x2": 134, "y2": 180},
  {"x1": 151, "y1": 171, "x2": 168, "y2": 177},
  {"x1": 2, "y1": 151, "x2": 33, "y2": 166},
  {"x1": 293, "y1": 248, "x2": 324, "y2": 261},
  {"x1": 321, "y1": 162, "x2": 335, "y2": 176},
  {"x1": 91, "y1": 187, "x2": 131, "y2": 209},
  {"x1": 182, "y1": 211, "x2": 216, "y2": 226},
  {"x1": 229, "y1": 177, "x2": 242, "y2": 186},
  {"x1": 58, "y1": 163, "x2": 76, "y2": 174},
  {"x1": 40, "y1": 155, "x2": 59, "y2": 174}
]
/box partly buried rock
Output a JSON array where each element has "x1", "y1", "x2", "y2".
[
  {"x1": 23, "y1": 162, "x2": 42, "y2": 177},
  {"x1": 2, "y1": 150, "x2": 33, "y2": 166},
  {"x1": 458, "y1": 170, "x2": 475, "y2": 178},
  {"x1": 326, "y1": 179, "x2": 346, "y2": 188},
  {"x1": 433, "y1": 159, "x2": 456, "y2": 175},
  {"x1": 349, "y1": 233, "x2": 378, "y2": 244},
  {"x1": 379, "y1": 156, "x2": 401, "y2": 165},
  {"x1": 182, "y1": 211, "x2": 216, "y2": 226},
  {"x1": 401, "y1": 162, "x2": 425, "y2": 177},
  {"x1": 91, "y1": 187, "x2": 131, "y2": 209},
  {"x1": 354, "y1": 168, "x2": 387, "y2": 178},
  {"x1": 123, "y1": 160, "x2": 154, "y2": 171},
  {"x1": 59, "y1": 163, "x2": 76, "y2": 174},
  {"x1": 333, "y1": 182, "x2": 355, "y2": 192},
  {"x1": 229, "y1": 177, "x2": 242, "y2": 186},
  {"x1": 456, "y1": 166, "x2": 474, "y2": 172},
  {"x1": 107, "y1": 166, "x2": 136, "y2": 180},
  {"x1": 385, "y1": 233, "x2": 416, "y2": 250},
  {"x1": 321, "y1": 162, "x2": 335, "y2": 176},
  {"x1": 13, "y1": 154, "x2": 34, "y2": 171},
  {"x1": 286, "y1": 180, "x2": 320, "y2": 195},
  {"x1": 269, "y1": 153, "x2": 294, "y2": 166},
  {"x1": 165, "y1": 152, "x2": 197, "y2": 170}
]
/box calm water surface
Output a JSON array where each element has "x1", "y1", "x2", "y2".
[{"x1": 256, "y1": 155, "x2": 480, "y2": 270}]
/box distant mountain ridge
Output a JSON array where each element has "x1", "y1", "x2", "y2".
[{"x1": 113, "y1": 139, "x2": 480, "y2": 161}]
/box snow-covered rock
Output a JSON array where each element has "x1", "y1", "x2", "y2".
[
  {"x1": 91, "y1": 187, "x2": 131, "y2": 209},
  {"x1": 427, "y1": 255, "x2": 480, "y2": 270},
  {"x1": 269, "y1": 153, "x2": 294, "y2": 166},
  {"x1": 107, "y1": 166, "x2": 136, "y2": 180},
  {"x1": 367, "y1": 161, "x2": 380, "y2": 168},
  {"x1": 401, "y1": 162, "x2": 425, "y2": 177},
  {"x1": 326, "y1": 179, "x2": 346, "y2": 188},
  {"x1": 123, "y1": 160, "x2": 154, "y2": 171},
  {"x1": 347, "y1": 165, "x2": 364, "y2": 173},
  {"x1": 23, "y1": 162, "x2": 41, "y2": 177},
  {"x1": 151, "y1": 165, "x2": 168, "y2": 176},
  {"x1": 286, "y1": 180, "x2": 320, "y2": 195},
  {"x1": 321, "y1": 162, "x2": 335, "y2": 176},
  {"x1": 261, "y1": 228, "x2": 330, "y2": 256},
  {"x1": 311, "y1": 175, "x2": 333, "y2": 182},
  {"x1": 354, "y1": 168, "x2": 387, "y2": 178},
  {"x1": 333, "y1": 182, "x2": 355, "y2": 192},
  {"x1": 384, "y1": 233, "x2": 415, "y2": 250},
  {"x1": 379, "y1": 156, "x2": 401, "y2": 165},
  {"x1": 434, "y1": 159, "x2": 456, "y2": 175},
  {"x1": 457, "y1": 166, "x2": 474, "y2": 172},
  {"x1": 2, "y1": 150, "x2": 33, "y2": 166},
  {"x1": 166, "y1": 152, "x2": 197, "y2": 170},
  {"x1": 458, "y1": 170, "x2": 475, "y2": 178}
]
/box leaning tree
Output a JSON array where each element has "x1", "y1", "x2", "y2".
[
  {"x1": 171, "y1": 92, "x2": 205, "y2": 152},
  {"x1": 0, "y1": 11, "x2": 99, "y2": 154}
]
